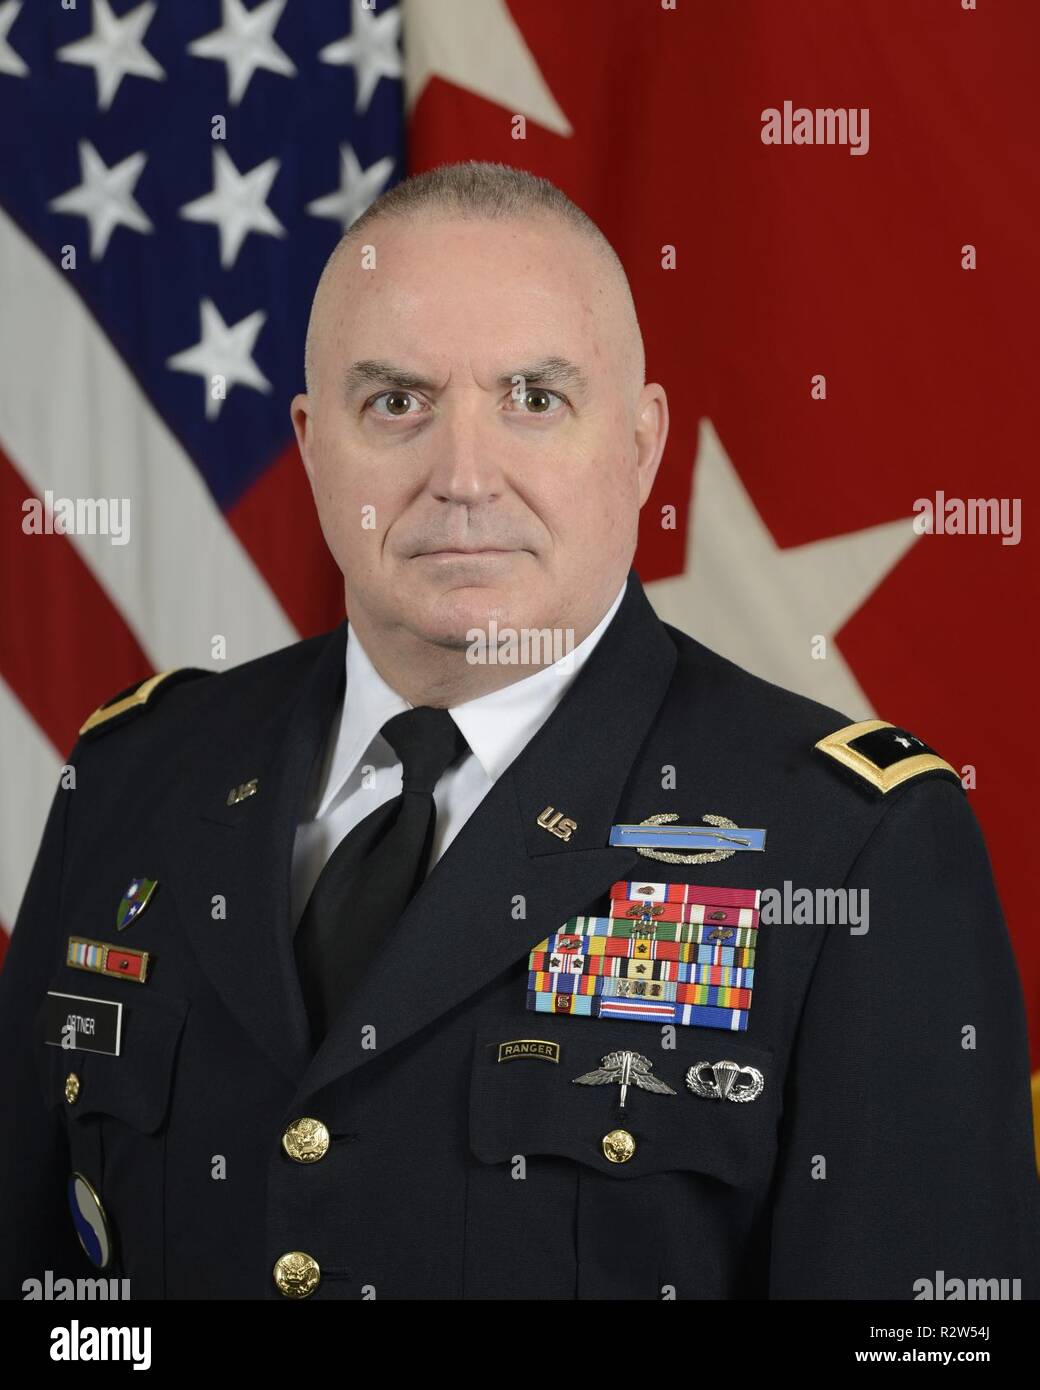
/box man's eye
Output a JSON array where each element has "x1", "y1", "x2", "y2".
[
  {"x1": 509, "y1": 387, "x2": 566, "y2": 414},
  {"x1": 368, "y1": 391, "x2": 423, "y2": 418}
]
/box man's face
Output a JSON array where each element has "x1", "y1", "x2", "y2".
[{"x1": 291, "y1": 215, "x2": 666, "y2": 653}]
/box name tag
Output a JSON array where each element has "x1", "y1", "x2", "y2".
[{"x1": 43, "y1": 992, "x2": 122, "y2": 1056}]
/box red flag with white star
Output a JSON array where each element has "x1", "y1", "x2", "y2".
[{"x1": 405, "y1": 0, "x2": 1039, "y2": 1077}]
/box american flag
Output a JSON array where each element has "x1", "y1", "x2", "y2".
[
  {"x1": 1, "y1": 0, "x2": 1037, "y2": 1115},
  {"x1": 0, "y1": 0, "x2": 401, "y2": 931}
]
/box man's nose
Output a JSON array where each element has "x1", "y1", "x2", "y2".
[{"x1": 424, "y1": 399, "x2": 505, "y2": 505}]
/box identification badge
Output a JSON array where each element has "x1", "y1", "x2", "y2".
[
  {"x1": 43, "y1": 991, "x2": 122, "y2": 1055},
  {"x1": 526, "y1": 879, "x2": 762, "y2": 1032}
]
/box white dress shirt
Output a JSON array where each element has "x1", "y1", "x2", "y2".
[{"x1": 289, "y1": 581, "x2": 627, "y2": 929}]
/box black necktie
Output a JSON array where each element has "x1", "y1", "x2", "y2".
[{"x1": 293, "y1": 705, "x2": 469, "y2": 1047}]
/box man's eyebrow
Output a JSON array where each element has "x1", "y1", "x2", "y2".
[
  {"x1": 342, "y1": 357, "x2": 590, "y2": 398},
  {"x1": 497, "y1": 358, "x2": 589, "y2": 398},
  {"x1": 342, "y1": 360, "x2": 443, "y2": 396}
]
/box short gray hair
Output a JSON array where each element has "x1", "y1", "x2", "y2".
[{"x1": 303, "y1": 160, "x2": 642, "y2": 396}]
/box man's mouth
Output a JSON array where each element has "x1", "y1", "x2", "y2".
[{"x1": 417, "y1": 547, "x2": 514, "y2": 556}]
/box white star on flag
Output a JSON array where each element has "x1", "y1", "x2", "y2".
[
  {"x1": 646, "y1": 419, "x2": 920, "y2": 718},
  {"x1": 188, "y1": 0, "x2": 295, "y2": 106},
  {"x1": 166, "y1": 299, "x2": 272, "y2": 421},
  {"x1": 0, "y1": 1, "x2": 28, "y2": 78},
  {"x1": 55, "y1": 0, "x2": 165, "y2": 111},
  {"x1": 401, "y1": 0, "x2": 572, "y2": 134},
  {"x1": 48, "y1": 140, "x2": 153, "y2": 260},
  {"x1": 306, "y1": 144, "x2": 395, "y2": 232},
  {"x1": 320, "y1": 0, "x2": 402, "y2": 116},
  {"x1": 179, "y1": 149, "x2": 286, "y2": 269}
]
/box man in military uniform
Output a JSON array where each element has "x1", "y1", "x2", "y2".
[{"x1": 2, "y1": 162, "x2": 1037, "y2": 1300}]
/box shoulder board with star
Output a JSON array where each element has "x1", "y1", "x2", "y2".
[
  {"x1": 78, "y1": 668, "x2": 213, "y2": 741},
  {"x1": 813, "y1": 719, "x2": 963, "y2": 796}
]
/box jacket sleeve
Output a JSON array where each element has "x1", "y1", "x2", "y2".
[
  {"x1": 768, "y1": 776, "x2": 1040, "y2": 1299},
  {"x1": 0, "y1": 754, "x2": 86, "y2": 1296}
]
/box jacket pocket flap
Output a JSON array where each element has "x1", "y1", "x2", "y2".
[
  {"x1": 36, "y1": 987, "x2": 188, "y2": 1135},
  {"x1": 470, "y1": 1016, "x2": 779, "y2": 1188}
]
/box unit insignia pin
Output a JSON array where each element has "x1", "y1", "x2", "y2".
[
  {"x1": 115, "y1": 877, "x2": 157, "y2": 931},
  {"x1": 68, "y1": 1172, "x2": 114, "y2": 1269}
]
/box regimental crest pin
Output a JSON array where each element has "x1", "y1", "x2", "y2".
[
  {"x1": 115, "y1": 877, "x2": 157, "y2": 931},
  {"x1": 572, "y1": 1050, "x2": 676, "y2": 1108}
]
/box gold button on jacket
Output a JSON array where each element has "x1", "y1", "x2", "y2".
[
  {"x1": 601, "y1": 1128, "x2": 636, "y2": 1164},
  {"x1": 281, "y1": 1117, "x2": 330, "y2": 1164},
  {"x1": 272, "y1": 1251, "x2": 320, "y2": 1299}
]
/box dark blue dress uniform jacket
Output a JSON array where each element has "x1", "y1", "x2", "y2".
[{"x1": 2, "y1": 569, "x2": 1038, "y2": 1299}]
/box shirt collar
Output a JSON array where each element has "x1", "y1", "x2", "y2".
[{"x1": 314, "y1": 580, "x2": 627, "y2": 817}]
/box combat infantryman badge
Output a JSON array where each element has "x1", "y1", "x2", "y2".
[
  {"x1": 115, "y1": 877, "x2": 158, "y2": 931},
  {"x1": 527, "y1": 880, "x2": 762, "y2": 1031},
  {"x1": 609, "y1": 814, "x2": 767, "y2": 864}
]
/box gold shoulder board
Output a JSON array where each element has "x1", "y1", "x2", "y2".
[
  {"x1": 79, "y1": 668, "x2": 210, "y2": 738},
  {"x1": 814, "y1": 719, "x2": 960, "y2": 794}
]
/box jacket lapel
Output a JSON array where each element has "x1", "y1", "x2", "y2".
[
  {"x1": 167, "y1": 623, "x2": 349, "y2": 1086},
  {"x1": 295, "y1": 571, "x2": 677, "y2": 1105}
]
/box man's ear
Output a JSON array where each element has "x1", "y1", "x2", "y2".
[
  {"x1": 634, "y1": 383, "x2": 669, "y2": 507},
  {"x1": 290, "y1": 393, "x2": 316, "y2": 487}
]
